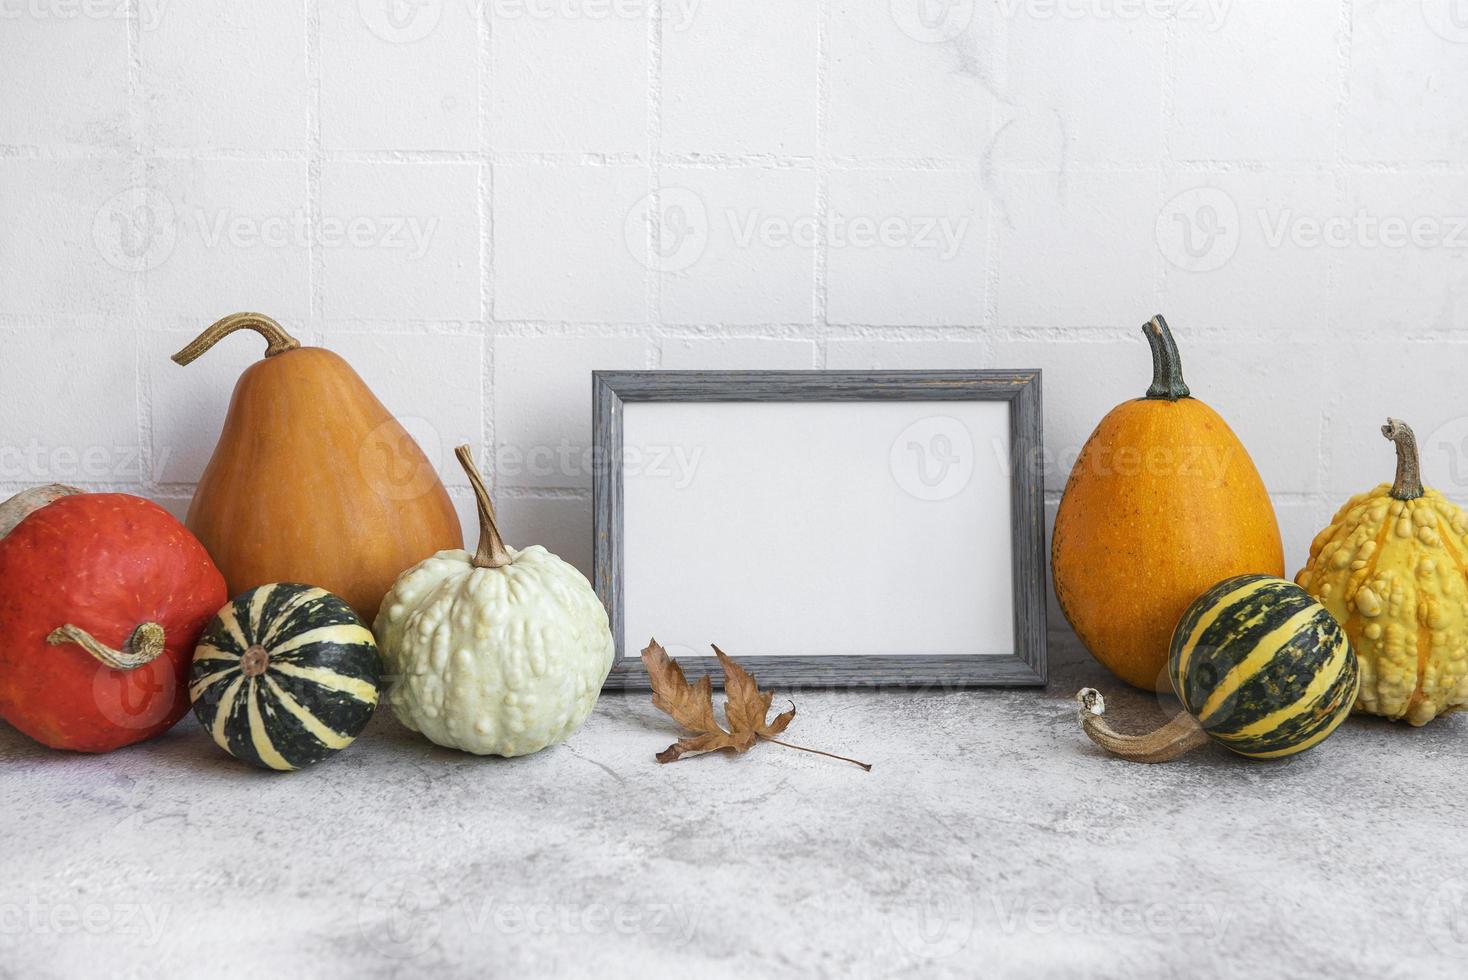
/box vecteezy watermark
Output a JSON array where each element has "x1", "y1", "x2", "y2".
[
  {"x1": 995, "y1": 0, "x2": 1230, "y2": 28},
  {"x1": 0, "y1": 0, "x2": 169, "y2": 30},
  {"x1": 730, "y1": 210, "x2": 970, "y2": 260},
  {"x1": 989, "y1": 896, "x2": 1232, "y2": 941},
  {"x1": 1257, "y1": 208, "x2": 1468, "y2": 250},
  {"x1": 0, "y1": 899, "x2": 170, "y2": 945},
  {"x1": 187, "y1": 208, "x2": 439, "y2": 259},
  {"x1": 626, "y1": 187, "x2": 971, "y2": 273},
  {"x1": 493, "y1": 0, "x2": 701, "y2": 30},
  {"x1": 890, "y1": 417, "x2": 975, "y2": 502},
  {"x1": 92, "y1": 189, "x2": 441, "y2": 273},
  {"x1": 890, "y1": 880, "x2": 1232, "y2": 961},
  {"x1": 1158, "y1": 184, "x2": 1468, "y2": 272},
  {"x1": 1156, "y1": 186, "x2": 1241, "y2": 273},
  {"x1": 890, "y1": 0, "x2": 975, "y2": 43},
  {"x1": 494, "y1": 440, "x2": 703, "y2": 488},
  {"x1": 0, "y1": 441, "x2": 159, "y2": 482},
  {"x1": 1421, "y1": 0, "x2": 1468, "y2": 43},
  {"x1": 359, "y1": 872, "x2": 698, "y2": 961}
]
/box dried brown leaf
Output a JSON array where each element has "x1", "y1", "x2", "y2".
[
  {"x1": 715, "y1": 644, "x2": 794, "y2": 738},
  {"x1": 640, "y1": 638, "x2": 870, "y2": 770},
  {"x1": 641, "y1": 639, "x2": 756, "y2": 762}
]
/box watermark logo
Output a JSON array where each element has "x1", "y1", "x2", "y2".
[
  {"x1": 358, "y1": 417, "x2": 447, "y2": 503},
  {"x1": 360, "y1": 873, "x2": 447, "y2": 960},
  {"x1": 1423, "y1": 416, "x2": 1468, "y2": 493},
  {"x1": 91, "y1": 657, "x2": 178, "y2": 731},
  {"x1": 625, "y1": 187, "x2": 709, "y2": 273},
  {"x1": 359, "y1": 0, "x2": 443, "y2": 43},
  {"x1": 1156, "y1": 186, "x2": 1240, "y2": 273},
  {"x1": 1422, "y1": 0, "x2": 1468, "y2": 43},
  {"x1": 890, "y1": 416, "x2": 975, "y2": 502},
  {"x1": 891, "y1": 875, "x2": 974, "y2": 959},
  {"x1": 890, "y1": 0, "x2": 974, "y2": 43},
  {"x1": 94, "y1": 187, "x2": 176, "y2": 273},
  {"x1": 1422, "y1": 878, "x2": 1468, "y2": 955}
]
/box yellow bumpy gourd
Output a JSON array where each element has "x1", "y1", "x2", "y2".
[{"x1": 1296, "y1": 418, "x2": 1468, "y2": 725}]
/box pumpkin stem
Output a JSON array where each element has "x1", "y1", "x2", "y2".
[
  {"x1": 1382, "y1": 418, "x2": 1424, "y2": 501},
  {"x1": 46, "y1": 622, "x2": 166, "y2": 671},
  {"x1": 1075, "y1": 688, "x2": 1209, "y2": 763},
  {"x1": 1142, "y1": 315, "x2": 1191, "y2": 401},
  {"x1": 454, "y1": 445, "x2": 512, "y2": 569},
  {"x1": 171, "y1": 312, "x2": 301, "y2": 366}
]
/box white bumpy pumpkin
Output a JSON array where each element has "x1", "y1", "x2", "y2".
[{"x1": 374, "y1": 446, "x2": 613, "y2": 756}]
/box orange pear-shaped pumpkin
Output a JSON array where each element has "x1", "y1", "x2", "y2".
[
  {"x1": 1052, "y1": 316, "x2": 1284, "y2": 690},
  {"x1": 174, "y1": 312, "x2": 462, "y2": 621}
]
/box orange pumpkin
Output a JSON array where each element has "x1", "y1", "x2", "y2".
[
  {"x1": 1051, "y1": 316, "x2": 1284, "y2": 691},
  {"x1": 174, "y1": 312, "x2": 462, "y2": 621}
]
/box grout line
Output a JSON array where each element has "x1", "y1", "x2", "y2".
[
  {"x1": 645, "y1": 0, "x2": 666, "y2": 330},
  {"x1": 981, "y1": 1, "x2": 1006, "y2": 338},
  {"x1": 811, "y1": 0, "x2": 830, "y2": 368},
  {"x1": 479, "y1": 0, "x2": 495, "y2": 469},
  {"x1": 6, "y1": 142, "x2": 1465, "y2": 174},
  {"x1": 1156, "y1": 2, "x2": 1179, "y2": 316},
  {"x1": 125, "y1": 0, "x2": 152, "y2": 493},
  {"x1": 305, "y1": 0, "x2": 325, "y2": 341}
]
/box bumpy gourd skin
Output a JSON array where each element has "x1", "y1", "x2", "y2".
[
  {"x1": 374, "y1": 546, "x2": 613, "y2": 756},
  {"x1": 1296, "y1": 487, "x2": 1468, "y2": 725}
]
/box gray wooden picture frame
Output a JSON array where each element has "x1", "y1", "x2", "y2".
[{"x1": 593, "y1": 370, "x2": 1046, "y2": 690}]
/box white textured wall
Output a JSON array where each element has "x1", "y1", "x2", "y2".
[{"x1": 2, "y1": 0, "x2": 1466, "y2": 591}]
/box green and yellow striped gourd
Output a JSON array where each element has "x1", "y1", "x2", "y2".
[
  {"x1": 190, "y1": 583, "x2": 381, "y2": 771},
  {"x1": 1078, "y1": 575, "x2": 1359, "y2": 762}
]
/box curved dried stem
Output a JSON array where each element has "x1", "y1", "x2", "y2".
[
  {"x1": 47, "y1": 622, "x2": 166, "y2": 671},
  {"x1": 1382, "y1": 417, "x2": 1424, "y2": 501},
  {"x1": 1075, "y1": 688, "x2": 1209, "y2": 764},
  {"x1": 454, "y1": 444, "x2": 512, "y2": 569},
  {"x1": 171, "y1": 312, "x2": 301, "y2": 366},
  {"x1": 1142, "y1": 314, "x2": 1191, "y2": 402}
]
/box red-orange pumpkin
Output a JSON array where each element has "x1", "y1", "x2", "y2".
[{"x1": 0, "y1": 492, "x2": 226, "y2": 752}]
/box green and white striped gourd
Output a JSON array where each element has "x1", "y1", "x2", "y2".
[
  {"x1": 1078, "y1": 575, "x2": 1359, "y2": 762},
  {"x1": 190, "y1": 583, "x2": 381, "y2": 770}
]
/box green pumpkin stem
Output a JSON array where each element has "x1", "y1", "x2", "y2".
[
  {"x1": 1383, "y1": 418, "x2": 1424, "y2": 501},
  {"x1": 171, "y1": 312, "x2": 301, "y2": 366},
  {"x1": 1142, "y1": 315, "x2": 1191, "y2": 401},
  {"x1": 454, "y1": 445, "x2": 513, "y2": 569},
  {"x1": 1075, "y1": 688, "x2": 1209, "y2": 763},
  {"x1": 47, "y1": 622, "x2": 166, "y2": 671}
]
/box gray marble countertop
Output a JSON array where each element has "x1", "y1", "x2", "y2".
[{"x1": 2, "y1": 641, "x2": 1465, "y2": 979}]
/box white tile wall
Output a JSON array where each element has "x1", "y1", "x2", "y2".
[{"x1": 1, "y1": 2, "x2": 1463, "y2": 633}]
